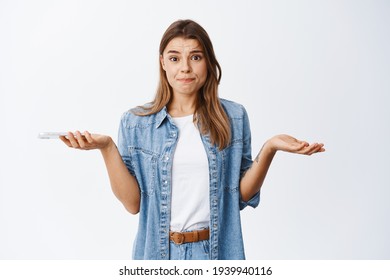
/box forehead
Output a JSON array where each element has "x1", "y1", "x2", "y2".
[{"x1": 163, "y1": 37, "x2": 203, "y2": 53}]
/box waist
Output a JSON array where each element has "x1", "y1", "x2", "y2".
[{"x1": 169, "y1": 228, "x2": 209, "y2": 245}]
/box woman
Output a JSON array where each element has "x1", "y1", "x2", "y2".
[{"x1": 61, "y1": 19, "x2": 325, "y2": 260}]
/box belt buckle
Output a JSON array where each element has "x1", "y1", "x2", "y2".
[{"x1": 170, "y1": 232, "x2": 185, "y2": 245}]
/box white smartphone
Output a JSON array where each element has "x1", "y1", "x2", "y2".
[{"x1": 38, "y1": 132, "x2": 85, "y2": 139}]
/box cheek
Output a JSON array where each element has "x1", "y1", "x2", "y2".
[
  {"x1": 164, "y1": 69, "x2": 177, "y2": 87},
  {"x1": 164, "y1": 64, "x2": 177, "y2": 78},
  {"x1": 199, "y1": 61, "x2": 207, "y2": 74},
  {"x1": 165, "y1": 70, "x2": 175, "y2": 82},
  {"x1": 199, "y1": 64, "x2": 208, "y2": 81}
]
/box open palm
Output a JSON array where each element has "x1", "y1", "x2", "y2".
[{"x1": 268, "y1": 134, "x2": 325, "y2": 155}]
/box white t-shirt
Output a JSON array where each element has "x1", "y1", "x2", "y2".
[{"x1": 170, "y1": 114, "x2": 210, "y2": 232}]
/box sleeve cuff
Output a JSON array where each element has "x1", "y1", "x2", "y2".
[{"x1": 239, "y1": 191, "x2": 260, "y2": 210}]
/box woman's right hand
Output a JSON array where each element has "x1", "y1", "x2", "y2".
[{"x1": 60, "y1": 131, "x2": 114, "y2": 151}]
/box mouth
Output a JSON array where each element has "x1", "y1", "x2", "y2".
[{"x1": 177, "y1": 78, "x2": 195, "y2": 84}]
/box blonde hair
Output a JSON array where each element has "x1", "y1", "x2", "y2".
[{"x1": 137, "y1": 19, "x2": 230, "y2": 150}]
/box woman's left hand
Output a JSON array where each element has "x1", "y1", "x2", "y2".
[{"x1": 266, "y1": 134, "x2": 325, "y2": 156}]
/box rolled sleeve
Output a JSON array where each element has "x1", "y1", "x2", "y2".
[
  {"x1": 117, "y1": 112, "x2": 136, "y2": 177},
  {"x1": 239, "y1": 105, "x2": 261, "y2": 210},
  {"x1": 239, "y1": 191, "x2": 260, "y2": 210},
  {"x1": 240, "y1": 106, "x2": 253, "y2": 178}
]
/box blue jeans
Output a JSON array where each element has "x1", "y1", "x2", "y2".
[{"x1": 169, "y1": 240, "x2": 210, "y2": 260}]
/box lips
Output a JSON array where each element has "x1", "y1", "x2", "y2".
[{"x1": 177, "y1": 78, "x2": 195, "y2": 83}]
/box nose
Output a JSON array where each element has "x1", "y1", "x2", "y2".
[{"x1": 180, "y1": 59, "x2": 191, "y2": 73}]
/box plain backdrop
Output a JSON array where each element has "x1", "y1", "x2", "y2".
[{"x1": 1, "y1": 0, "x2": 389, "y2": 259}]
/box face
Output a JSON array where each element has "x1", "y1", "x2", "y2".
[{"x1": 160, "y1": 37, "x2": 208, "y2": 98}]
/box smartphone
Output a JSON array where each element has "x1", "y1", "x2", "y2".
[{"x1": 38, "y1": 132, "x2": 85, "y2": 139}]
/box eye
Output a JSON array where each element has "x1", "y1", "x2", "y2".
[
  {"x1": 169, "y1": 57, "x2": 178, "y2": 62},
  {"x1": 191, "y1": 55, "x2": 202, "y2": 61}
]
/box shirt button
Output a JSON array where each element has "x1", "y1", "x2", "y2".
[
  {"x1": 164, "y1": 156, "x2": 169, "y2": 161},
  {"x1": 171, "y1": 132, "x2": 176, "y2": 138},
  {"x1": 163, "y1": 180, "x2": 168, "y2": 185}
]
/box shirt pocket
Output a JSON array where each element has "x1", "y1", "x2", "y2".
[{"x1": 129, "y1": 147, "x2": 159, "y2": 196}]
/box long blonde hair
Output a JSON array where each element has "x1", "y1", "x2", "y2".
[{"x1": 137, "y1": 19, "x2": 230, "y2": 150}]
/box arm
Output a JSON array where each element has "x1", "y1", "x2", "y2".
[
  {"x1": 239, "y1": 134, "x2": 325, "y2": 202},
  {"x1": 60, "y1": 131, "x2": 140, "y2": 214}
]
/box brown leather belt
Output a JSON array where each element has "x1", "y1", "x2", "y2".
[{"x1": 169, "y1": 229, "x2": 209, "y2": 245}]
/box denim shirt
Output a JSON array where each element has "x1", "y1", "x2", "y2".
[{"x1": 118, "y1": 98, "x2": 260, "y2": 260}]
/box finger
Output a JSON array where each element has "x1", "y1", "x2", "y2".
[
  {"x1": 306, "y1": 143, "x2": 324, "y2": 155},
  {"x1": 291, "y1": 141, "x2": 309, "y2": 152},
  {"x1": 59, "y1": 136, "x2": 72, "y2": 147},
  {"x1": 75, "y1": 130, "x2": 86, "y2": 148},
  {"x1": 67, "y1": 131, "x2": 80, "y2": 148},
  {"x1": 297, "y1": 140, "x2": 309, "y2": 146},
  {"x1": 84, "y1": 131, "x2": 94, "y2": 144},
  {"x1": 313, "y1": 144, "x2": 326, "y2": 154},
  {"x1": 297, "y1": 141, "x2": 309, "y2": 150},
  {"x1": 297, "y1": 143, "x2": 318, "y2": 155}
]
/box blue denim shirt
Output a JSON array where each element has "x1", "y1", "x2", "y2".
[{"x1": 118, "y1": 98, "x2": 260, "y2": 260}]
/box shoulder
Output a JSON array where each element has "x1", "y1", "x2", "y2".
[
  {"x1": 220, "y1": 98, "x2": 248, "y2": 119},
  {"x1": 120, "y1": 104, "x2": 166, "y2": 129}
]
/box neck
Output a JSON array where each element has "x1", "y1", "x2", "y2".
[{"x1": 168, "y1": 93, "x2": 197, "y2": 117}]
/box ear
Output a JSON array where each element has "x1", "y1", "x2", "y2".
[{"x1": 160, "y1": 55, "x2": 166, "y2": 71}]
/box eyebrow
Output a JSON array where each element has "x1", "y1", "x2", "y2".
[{"x1": 167, "y1": 49, "x2": 204, "y2": 54}]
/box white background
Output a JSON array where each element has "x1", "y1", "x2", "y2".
[{"x1": 1, "y1": 0, "x2": 389, "y2": 260}]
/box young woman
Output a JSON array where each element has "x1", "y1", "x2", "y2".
[{"x1": 61, "y1": 19, "x2": 325, "y2": 260}]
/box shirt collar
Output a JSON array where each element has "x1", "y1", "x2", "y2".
[{"x1": 155, "y1": 107, "x2": 169, "y2": 128}]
